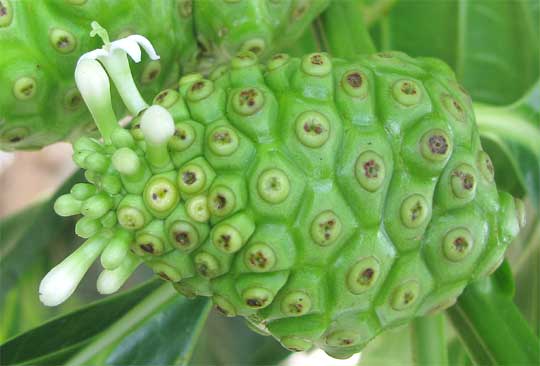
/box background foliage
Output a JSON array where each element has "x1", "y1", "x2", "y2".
[{"x1": 1, "y1": 1, "x2": 538, "y2": 365}]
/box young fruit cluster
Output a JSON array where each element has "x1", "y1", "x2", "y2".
[
  {"x1": 48, "y1": 50, "x2": 523, "y2": 359},
  {"x1": 0, "y1": 0, "x2": 328, "y2": 150}
]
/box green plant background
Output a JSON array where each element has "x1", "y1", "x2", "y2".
[{"x1": 0, "y1": 0, "x2": 538, "y2": 365}]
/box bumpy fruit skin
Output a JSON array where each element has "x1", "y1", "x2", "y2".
[
  {"x1": 0, "y1": 0, "x2": 195, "y2": 150},
  {"x1": 194, "y1": 0, "x2": 328, "y2": 63},
  {"x1": 58, "y1": 51, "x2": 522, "y2": 359},
  {"x1": 0, "y1": 0, "x2": 329, "y2": 151}
]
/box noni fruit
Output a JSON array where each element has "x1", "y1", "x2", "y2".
[
  {"x1": 41, "y1": 33, "x2": 524, "y2": 360},
  {"x1": 0, "y1": 0, "x2": 328, "y2": 151}
]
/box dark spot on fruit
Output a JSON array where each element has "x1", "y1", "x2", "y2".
[
  {"x1": 453, "y1": 237, "x2": 468, "y2": 252},
  {"x1": 57, "y1": 37, "x2": 71, "y2": 49},
  {"x1": 485, "y1": 157, "x2": 494, "y2": 175},
  {"x1": 0, "y1": 3, "x2": 6, "y2": 16},
  {"x1": 410, "y1": 201, "x2": 423, "y2": 221},
  {"x1": 403, "y1": 291, "x2": 415, "y2": 304},
  {"x1": 156, "y1": 91, "x2": 168, "y2": 103},
  {"x1": 158, "y1": 272, "x2": 170, "y2": 281},
  {"x1": 347, "y1": 72, "x2": 362, "y2": 88},
  {"x1": 191, "y1": 81, "x2": 204, "y2": 91},
  {"x1": 400, "y1": 82, "x2": 417, "y2": 95},
  {"x1": 220, "y1": 235, "x2": 231, "y2": 249},
  {"x1": 198, "y1": 263, "x2": 208, "y2": 276},
  {"x1": 215, "y1": 194, "x2": 227, "y2": 209},
  {"x1": 272, "y1": 54, "x2": 284, "y2": 60},
  {"x1": 289, "y1": 302, "x2": 303, "y2": 314},
  {"x1": 9, "y1": 136, "x2": 22, "y2": 143},
  {"x1": 183, "y1": 171, "x2": 196, "y2": 185},
  {"x1": 453, "y1": 99, "x2": 463, "y2": 113},
  {"x1": 140, "y1": 243, "x2": 154, "y2": 253},
  {"x1": 215, "y1": 305, "x2": 228, "y2": 316},
  {"x1": 358, "y1": 268, "x2": 374, "y2": 285},
  {"x1": 148, "y1": 70, "x2": 158, "y2": 80},
  {"x1": 250, "y1": 251, "x2": 268, "y2": 268},
  {"x1": 249, "y1": 46, "x2": 261, "y2": 54},
  {"x1": 341, "y1": 339, "x2": 353, "y2": 345},
  {"x1": 213, "y1": 131, "x2": 231, "y2": 143},
  {"x1": 247, "y1": 298, "x2": 264, "y2": 307},
  {"x1": 303, "y1": 120, "x2": 324, "y2": 134},
  {"x1": 21, "y1": 84, "x2": 34, "y2": 96},
  {"x1": 238, "y1": 89, "x2": 258, "y2": 107},
  {"x1": 363, "y1": 159, "x2": 379, "y2": 178},
  {"x1": 310, "y1": 54, "x2": 323, "y2": 65},
  {"x1": 175, "y1": 231, "x2": 190, "y2": 246},
  {"x1": 429, "y1": 135, "x2": 448, "y2": 155},
  {"x1": 452, "y1": 170, "x2": 474, "y2": 190},
  {"x1": 152, "y1": 193, "x2": 158, "y2": 200}
]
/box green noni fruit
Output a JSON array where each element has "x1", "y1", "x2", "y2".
[
  {"x1": 0, "y1": 0, "x2": 328, "y2": 151},
  {"x1": 41, "y1": 34, "x2": 524, "y2": 359}
]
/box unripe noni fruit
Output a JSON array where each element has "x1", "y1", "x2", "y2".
[
  {"x1": 0, "y1": 0, "x2": 329, "y2": 151},
  {"x1": 51, "y1": 50, "x2": 523, "y2": 359}
]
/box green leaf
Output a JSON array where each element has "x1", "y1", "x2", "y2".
[
  {"x1": 371, "y1": 0, "x2": 539, "y2": 105},
  {"x1": 474, "y1": 81, "x2": 540, "y2": 210},
  {"x1": 514, "y1": 220, "x2": 540, "y2": 337},
  {"x1": 319, "y1": 0, "x2": 376, "y2": 58},
  {"x1": 69, "y1": 286, "x2": 210, "y2": 366},
  {"x1": 0, "y1": 170, "x2": 85, "y2": 301},
  {"x1": 358, "y1": 324, "x2": 412, "y2": 365},
  {"x1": 191, "y1": 314, "x2": 290, "y2": 366},
  {"x1": 447, "y1": 338, "x2": 473, "y2": 366},
  {"x1": 446, "y1": 263, "x2": 540, "y2": 365},
  {"x1": 0, "y1": 280, "x2": 160, "y2": 365}
]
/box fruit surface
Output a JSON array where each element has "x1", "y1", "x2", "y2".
[
  {"x1": 0, "y1": 0, "x2": 328, "y2": 150},
  {"x1": 53, "y1": 51, "x2": 522, "y2": 359}
]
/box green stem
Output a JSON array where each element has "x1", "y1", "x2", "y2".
[
  {"x1": 320, "y1": 0, "x2": 376, "y2": 58},
  {"x1": 363, "y1": 0, "x2": 399, "y2": 28},
  {"x1": 447, "y1": 275, "x2": 540, "y2": 365},
  {"x1": 411, "y1": 314, "x2": 448, "y2": 366},
  {"x1": 474, "y1": 103, "x2": 540, "y2": 158}
]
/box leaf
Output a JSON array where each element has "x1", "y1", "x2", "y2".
[
  {"x1": 358, "y1": 324, "x2": 413, "y2": 365},
  {"x1": 0, "y1": 170, "x2": 85, "y2": 301},
  {"x1": 190, "y1": 313, "x2": 290, "y2": 366},
  {"x1": 514, "y1": 220, "x2": 540, "y2": 337},
  {"x1": 371, "y1": 0, "x2": 539, "y2": 105},
  {"x1": 70, "y1": 287, "x2": 210, "y2": 366},
  {"x1": 474, "y1": 81, "x2": 540, "y2": 210},
  {"x1": 446, "y1": 263, "x2": 540, "y2": 366},
  {"x1": 0, "y1": 280, "x2": 160, "y2": 365}
]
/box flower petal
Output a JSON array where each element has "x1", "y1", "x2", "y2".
[
  {"x1": 127, "y1": 34, "x2": 160, "y2": 60},
  {"x1": 109, "y1": 38, "x2": 143, "y2": 63}
]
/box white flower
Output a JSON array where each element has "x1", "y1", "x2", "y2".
[
  {"x1": 77, "y1": 22, "x2": 160, "y2": 116},
  {"x1": 78, "y1": 34, "x2": 160, "y2": 65},
  {"x1": 39, "y1": 233, "x2": 110, "y2": 306}
]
